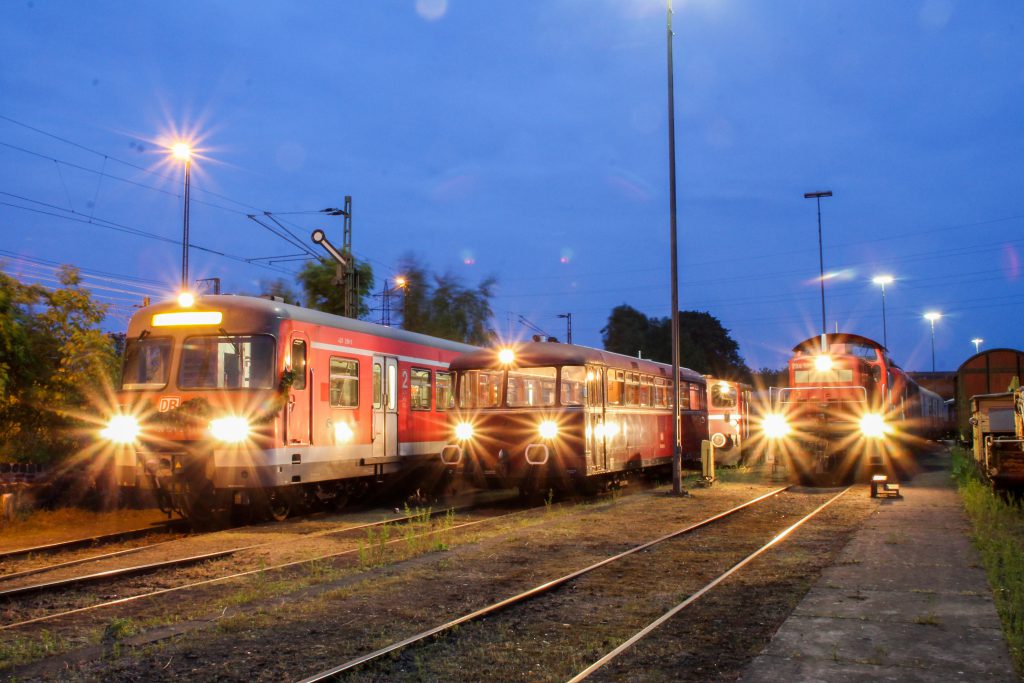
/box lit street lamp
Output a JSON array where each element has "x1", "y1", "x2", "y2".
[
  {"x1": 924, "y1": 311, "x2": 942, "y2": 372},
  {"x1": 872, "y1": 275, "x2": 894, "y2": 349},
  {"x1": 971, "y1": 337, "x2": 983, "y2": 354},
  {"x1": 171, "y1": 142, "x2": 193, "y2": 292},
  {"x1": 804, "y1": 190, "x2": 833, "y2": 352}
]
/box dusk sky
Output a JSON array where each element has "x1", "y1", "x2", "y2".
[{"x1": 1, "y1": 0, "x2": 1021, "y2": 372}]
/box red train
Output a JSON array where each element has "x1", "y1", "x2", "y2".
[
  {"x1": 704, "y1": 377, "x2": 751, "y2": 466},
  {"x1": 761, "y1": 333, "x2": 945, "y2": 485},
  {"x1": 439, "y1": 340, "x2": 709, "y2": 493},
  {"x1": 100, "y1": 294, "x2": 476, "y2": 523}
]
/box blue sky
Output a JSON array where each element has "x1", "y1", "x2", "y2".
[{"x1": 1, "y1": 0, "x2": 1021, "y2": 371}]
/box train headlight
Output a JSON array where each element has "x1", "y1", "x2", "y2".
[
  {"x1": 210, "y1": 417, "x2": 251, "y2": 443},
  {"x1": 762, "y1": 414, "x2": 791, "y2": 439},
  {"x1": 539, "y1": 420, "x2": 558, "y2": 439},
  {"x1": 859, "y1": 413, "x2": 890, "y2": 438},
  {"x1": 334, "y1": 422, "x2": 354, "y2": 443},
  {"x1": 101, "y1": 415, "x2": 140, "y2": 443},
  {"x1": 498, "y1": 348, "x2": 515, "y2": 365},
  {"x1": 455, "y1": 422, "x2": 474, "y2": 441},
  {"x1": 814, "y1": 354, "x2": 833, "y2": 372}
]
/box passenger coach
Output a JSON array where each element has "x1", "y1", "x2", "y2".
[
  {"x1": 100, "y1": 294, "x2": 476, "y2": 523},
  {"x1": 440, "y1": 341, "x2": 708, "y2": 493}
]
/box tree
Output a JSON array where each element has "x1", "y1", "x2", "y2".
[
  {"x1": 258, "y1": 278, "x2": 302, "y2": 306},
  {"x1": 601, "y1": 304, "x2": 749, "y2": 380},
  {"x1": 0, "y1": 266, "x2": 119, "y2": 464},
  {"x1": 397, "y1": 254, "x2": 496, "y2": 345},
  {"x1": 297, "y1": 259, "x2": 374, "y2": 317}
]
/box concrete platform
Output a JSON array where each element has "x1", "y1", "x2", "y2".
[{"x1": 742, "y1": 447, "x2": 1017, "y2": 682}]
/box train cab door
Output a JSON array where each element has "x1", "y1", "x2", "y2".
[
  {"x1": 586, "y1": 366, "x2": 607, "y2": 472},
  {"x1": 287, "y1": 334, "x2": 311, "y2": 445},
  {"x1": 372, "y1": 356, "x2": 399, "y2": 459}
]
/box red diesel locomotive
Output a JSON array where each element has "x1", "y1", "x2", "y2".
[
  {"x1": 761, "y1": 333, "x2": 945, "y2": 484},
  {"x1": 439, "y1": 341, "x2": 708, "y2": 493},
  {"x1": 100, "y1": 294, "x2": 476, "y2": 522}
]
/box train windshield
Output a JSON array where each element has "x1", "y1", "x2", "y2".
[
  {"x1": 711, "y1": 383, "x2": 737, "y2": 408},
  {"x1": 121, "y1": 337, "x2": 173, "y2": 390},
  {"x1": 458, "y1": 370, "x2": 503, "y2": 408},
  {"x1": 507, "y1": 367, "x2": 557, "y2": 408},
  {"x1": 178, "y1": 335, "x2": 276, "y2": 390}
]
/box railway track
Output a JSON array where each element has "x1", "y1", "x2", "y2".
[
  {"x1": 296, "y1": 484, "x2": 808, "y2": 682},
  {"x1": 0, "y1": 522, "x2": 183, "y2": 563},
  {"x1": 0, "y1": 497, "x2": 550, "y2": 633}
]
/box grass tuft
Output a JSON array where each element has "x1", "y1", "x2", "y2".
[{"x1": 952, "y1": 446, "x2": 1024, "y2": 675}]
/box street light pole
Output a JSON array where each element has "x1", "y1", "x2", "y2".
[
  {"x1": 666, "y1": 0, "x2": 682, "y2": 496},
  {"x1": 872, "y1": 275, "x2": 894, "y2": 349},
  {"x1": 804, "y1": 191, "x2": 832, "y2": 352},
  {"x1": 924, "y1": 312, "x2": 942, "y2": 372},
  {"x1": 171, "y1": 142, "x2": 193, "y2": 291}
]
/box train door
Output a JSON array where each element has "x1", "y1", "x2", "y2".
[
  {"x1": 288, "y1": 334, "x2": 311, "y2": 445},
  {"x1": 372, "y1": 356, "x2": 399, "y2": 458},
  {"x1": 679, "y1": 381, "x2": 707, "y2": 457},
  {"x1": 586, "y1": 366, "x2": 607, "y2": 472}
]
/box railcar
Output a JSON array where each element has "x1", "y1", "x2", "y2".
[
  {"x1": 704, "y1": 377, "x2": 751, "y2": 466},
  {"x1": 439, "y1": 341, "x2": 708, "y2": 493},
  {"x1": 761, "y1": 333, "x2": 944, "y2": 485},
  {"x1": 99, "y1": 294, "x2": 476, "y2": 523},
  {"x1": 969, "y1": 390, "x2": 1024, "y2": 491},
  {"x1": 955, "y1": 348, "x2": 1024, "y2": 443}
]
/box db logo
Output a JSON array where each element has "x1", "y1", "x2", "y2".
[{"x1": 158, "y1": 397, "x2": 181, "y2": 412}]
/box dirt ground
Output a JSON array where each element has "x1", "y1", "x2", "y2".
[
  {"x1": 2, "y1": 472, "x2": 876, "y2": 682},
  {"x1": 0, "y1": 508, "x2": 170, "y2": 554}
]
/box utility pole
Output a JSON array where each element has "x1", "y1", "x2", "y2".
[
  {"x1": 803, "y1": 190, "x2": 833, "y2": 352},
  {"x1": 667, "y1": 0, "x2": 683, "y2": 496},
  {"x1": 557, "y1": 313, "x2": 573, "y2": 344}
]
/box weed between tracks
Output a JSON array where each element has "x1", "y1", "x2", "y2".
[{"x1": 952, "y1": 446, "x2": 1024, "y2": 676}]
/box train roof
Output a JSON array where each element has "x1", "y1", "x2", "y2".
[
  {"x1": 449, "y1": 341, "x2": 706, "y2": 383},
  {"x1": 791, "y1": 333, "x2": 883, "y2": 354},
  {"x1": 956, "y1": 348, "x2": 1024, "y2": 373},
  {"x1": 127, "y1": 294, "x2": 479, "y2": 354}
]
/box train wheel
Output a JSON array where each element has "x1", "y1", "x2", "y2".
[{"x1": 267, "y1": 490, "x2": 292, "y2": 522}]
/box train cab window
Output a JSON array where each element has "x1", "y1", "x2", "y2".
[
  {"x1": 607, "y1": 370, "x2": 624, "y2": 406},
  {"x1": 291, "y1": 339, "x2": 307, "y2": 390},
  {"x1": 560, "y1": 366, "x2": 587, "y2": 406},
  {"x1": 179, "y1": 335, "x2": 276, "y2": 390},
  {"x1": 436, "y1": 371, "x2": 454, "y2": 411},
  {"x1": 458, "y1": 370, "x2": 502, "y2": 409},
  {"x1": 329, "y1": 358, "x2": 359, "y2": 408},
  {"x1": 711, "y1": 382, "x2": 737, "y2": 409},
  {"x1": 373, "y1": 363, "x2": 382, "y2": 409},
  {"x1": 693, "y1": 384, "x2": 706, "y2": 410},
  {"x1": 411, "y1": 368, "x2": 432, "y2": 411},
  {"x1": 678, "y1": 382, "x2": 691, "y2": 410},
  {"x1": 121, "y1": 337, "x2": 172, "y2": 390},
  {"x1": 507, "y1": 367, "x2": 557, "y2": 407}
]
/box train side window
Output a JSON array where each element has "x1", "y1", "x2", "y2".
[
  {"x1": 678, "y1": 381, "x2": 691, "y2": 410},
  {"x1": 436, "y1": 371, "x2": 453, "y2": 410},
  {"x1": 329, "y1": 358, "x2": 359, "y2": 408},
  {"x1": 411, "y1": 368, "x2": 432, "y2": 411},
  {"x1": 587, "y1": 367, "x2": 603, "y2": 407},
  {"x1": 689, "y1": 383, "x2": 701, "y2": 411},
  {"x1": 291, "y1": 339, "x2": 307, "y2": 390},
  {"x1": 638, "y1": 375, "x2": 653, "y2": 407},
  {"x1": 607, "y1": 370, "x2": 624, "y2": 406},
  {"x1": 654, "y1": 378, "x2": 667, "y2": 407},
  {"x1": 561, "y1": 366, "x2": 586, "y2": 406},
  {"x1": 373, "y1": 363, "x2": 382, "y2": 408},
  {"x1": 387, "y1": 364, "x2": 397, "y2": 411},
  {"x1": 625, "y1": 373, "x2": 639, "y2": 406}
]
